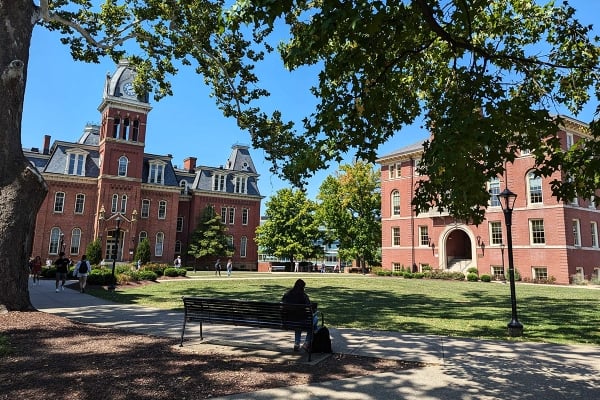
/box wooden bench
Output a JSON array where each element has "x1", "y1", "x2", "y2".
[{"x1": 180, "y1": 296, "x2": 323, "y2": 361}]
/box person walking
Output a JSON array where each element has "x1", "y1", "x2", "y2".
[
  {"x1": 174, "y1": 255, "x2": 181, "y2": 268},
  {"x1": 214, "y1": 259, "x2": 221, "y2": 276},
  {"x1": 54, "y1": 252, "x2": 70, "y2": 292},
  {"x1": 75, "y1": 255, "x2": 91, "y2": 293},
  {"x1": 30, "y1": 256, "x2": 42, "y2": 285},
  {"x1": 226, "y1": 259, "x2": 233, "y2": 277},
  {"x1": 282, "y1": 279, "x2": 318, "y2": 352},
  {"x1": 294, "y1": 261, "x2": 299, "y2": 272}
]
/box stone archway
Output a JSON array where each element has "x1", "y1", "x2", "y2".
[{"x1": 438, "y1": 225, "x2": 478, "y2": 272}]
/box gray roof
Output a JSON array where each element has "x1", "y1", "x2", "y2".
[{"x1": 376, "y1": 140, "x2": 425, "y2": 162}]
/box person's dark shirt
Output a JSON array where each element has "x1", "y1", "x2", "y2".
[{"x1": 54, "y1": 257, "x2": 70, "y2": 273}]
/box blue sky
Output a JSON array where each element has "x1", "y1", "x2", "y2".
[{"x1": 22, "y1": 1, "x2": 599, "y2": 205}]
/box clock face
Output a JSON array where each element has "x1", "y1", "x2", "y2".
[{"x1": 122, "y1": 82, "x2": 135, "y2": 97}]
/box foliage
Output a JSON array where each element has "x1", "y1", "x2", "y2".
[
  {"x1": 86, "y1": 239, "x2": 102, "y2": 265},
  {"x1": 467, "y1": 267, "x2": 479, "y2": 275},
  {"x1": 134, "y1": 239, "x2": 152, "y2": 265},
  {"x1": 141, "y1": 263, "x2": 166, "y2": 277},
  {"x1": 163, "y1": 267, "x2": 186, "y2": 277},
  {"x1": 255, "y1": 188, "x2": 322, "y2": 262},
  {"x1": 87, "y1": 269, "x2": 114, "y2": 286},
  {"x1": 481, "y1": 274, "x2": 492, "y2": 282},
  {"x1": 467, "y1": 272, "x2": 479, "y2": 282},
  {"x1": 316, "y1": 161, "x2": 381, "y2": 270},
  {"x1": 224, "y1": 0, "x2": 600, "y2": 224},
  {"x1": 187, "y1": 206, "x2": 233, "y2": 264}
]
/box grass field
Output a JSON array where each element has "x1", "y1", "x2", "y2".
[{"x1": 89, "y1": 272, "x2": 600, "y2": 346}]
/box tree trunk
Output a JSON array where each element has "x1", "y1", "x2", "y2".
[{"x1": 0, "y1": 3, "x2": 47, "y2": 311}]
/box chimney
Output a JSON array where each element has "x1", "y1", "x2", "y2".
[
  {"x1": 183, "y1": 157, "x2": 197, "y2": 172},
  {"x1": 43, "y1": 135, "x2": 51, "y2": 155}
]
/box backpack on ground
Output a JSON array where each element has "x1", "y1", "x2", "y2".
[
  {"x1": 311, "y1": 326, "x2": 332, "y2": 353},
  {"x1": 78, "y1": 261, "x2": 90, "y2": 274}
]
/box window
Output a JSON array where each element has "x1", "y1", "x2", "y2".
[
  {"x1": 155, "y1": 232, "x2": 164, "y2": 256},
  {"x1": 419, "y1": 226, "x2": 429, "y2": 247},
  {"x1": 213, "y1": 174, "x2": 226, "y2": 191},
  {"x1": 566, "y1": 133, "x2": 574, "y2": 149},
  {"x1": 234, "y1": 176, "x2": 247, "y2": 194},
  {"x1": 227, "y1": 235, "x2": 234, "y2": 249},
  {"x1": 532, "y1": 267, "x2": 548, "y2": 280},
  {"x1": 528, "y1": 172, "x2": 543, "y2": 204},
  {"x1": 392, "y1": 227, "x2": 400, "y2": 247},
  {"x1": 49, "y1": 228, "x2": 61, "y2": 254},
  {"x1": 74, "y1": 194, "x2": 85, "y2": 214},
  {"x1": 413, "y1": 159, "x2": 421, "y2": 175},
  {"x1": 530, "y1": 219, "x2": 546, "y2": 244},
  {"x1": 240, "y1": 236, "x2": 247, "y2": 258},
  {"x1": 392, "y1": 263, "x2": 403, "y2": 273},
  {"x1": 111, "y1": 194, "x2": 118, "y2": 213},
  {"x1": 139, "y1": 231, "x2": 148, "y2": 243},
  {"x1": 120, "y1": 195, "x2": 127, "y2": 214},
  {"x1": 228, "y1": 207, "x2": 235, "y2": 224},
  {"x1": 491, "y1": 266, "x2": 505, "y2": 281},
  {"x1": 54, "y1": 192, "x2": 65, "y2": 213},
  {"x1": 389, "y1": 164, "x2": 396, "y2": 179},
  {"x1": 176, "y1": 217, "x2": 184, "y2": 232},
  {"x1": 132, "y1": 120, "x2": 139, "y2": 141},
  {"x1": 148, "y1": 162, "x2": 165, "y2": 184},
  {"x1": 179, "y1": 180, "x2": 188, "y2": 195},
  {"x1": 573, "y1": 219, "x2": 581, "y2": 247},
  {"x1": 175, "y1": 240, "x2": 182, "y2": 254},
  {"x1": 489, "y1": 177, "x2": 500, "y2": 207},
  {"x1": 158, "y1": 200, "x2": 166, "y2": 219},
  {"x1": 489, "y1": 221, "x2": 503, "y2": 245},
  {"x1": 67, "y1": 152, "x2": 86, "y2": 176},
  {"x1": 221, "y1": 207, "x2": 227, "y2": 224},
  {"x1": 391, "y1": 190, "x2": 400, "y2": 216},
  {"x1": 520, "y1": 149, "x2": 531, "y2": 156},
  {"x1": 112, "y1": 117, "x2": 121, "y2": 138},
  {"x1": 141, "y1": 199, "x2": 150, "y2": 218},
  {"x1": 591, "y1": 222, "x2": 598, "y2": 248},
  {"x1": 589, "y1": 196, "x2": 597, "y2": 209},
  {"x1": 70, "y1": 228, "x2": 81, "y2": 255},
  {"x1": 242, "y1": 208, "x2": 249, "y2": 225},
  {"x1": 118, "y1": 156, "x2": 128, "y2": 177}
]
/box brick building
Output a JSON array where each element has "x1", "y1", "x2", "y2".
[
  {"x1": 25, "y1": 61, "x2": 262, "y2": 269},
  {"x1": 377, "y1": 116, "x2": 600, "y2": 284}
]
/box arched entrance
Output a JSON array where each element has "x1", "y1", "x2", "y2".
[{"x1": 439, "y1": 226, "x2": 477, "y2": 272}]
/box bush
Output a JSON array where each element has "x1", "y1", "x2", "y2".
[
  {"x1": 413, "y1": 272, "x2": 424, "y2": 279},
  {"x1": 163, "y1": 267, "x2": 186, "y2": 277},
  {"x1": 467, "y1": 267, "x2": 479, "y2": 275},
  {"x1": 142, "y1": 263, "x2": 166, "y2": 277},
  {"x1": 137, "y1": 270, "x2": 158, "y2": 281},
  {"x1": 403, "y1": 272, "x2": 414, "y2": 279},
  {"x1": 467, "y1": 272, "x2": 479, "y2": 281},
  {"x1": 480, "y1": 274, "x2": 492, "y2": 282},
  {"x1": 87, "y1": 269, "x2": 114, "y2": 286}
]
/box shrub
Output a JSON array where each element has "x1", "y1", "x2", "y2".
[
  {"x1": 163, "y1": 267, "x2": 181, "y2": 277},
  {"x1": 480, "y1": 274, "x2": 492, "y2": 282},
  {"x1": 403, "y1": 272, "x2": 414, "y2": 279},
  {"x1": 467, "y1": 272, "x2": 479, "y2": 281},
  {"x1": 86, "y1": 239, "x2": 102, "y2": 265},
  {"x1": 467, "y1": 267, "x2": 479, "y2": 275},
  {"x1": 142, "y1": 263, "x2": 166, "y2": 277},
  {"x1": 137, "y1": 270, "x2": 158, "y2": 281},
  {"x1": 413, "y1": 272, "x2": 424, "y2": 279},
  {"x1": 87, "y1": 269, "x2": 113, "y2": 286}
]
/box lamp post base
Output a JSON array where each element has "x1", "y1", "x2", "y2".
[{"x1": 507, "y1": 321, "x2": 524, "y2": 337}]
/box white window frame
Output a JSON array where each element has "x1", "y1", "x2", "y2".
[
  {"x1": 139, "y1": 231, "x2": 148, "y2": 243},
  {"x1": 419, "y1": 226, "x2": 429, "y2": 247},
  {"x1": 118, "y1": 156, "x2": 128, "y2": 177},
  {"x1": 141, "y1": 199, "x2": 150, "y2": 218},
  {"x1": 148, "y1": 161, "x2": 166, "y2": 185},
  {"x1": 111, "y1": 194, "x2": 119, "y2": 213},
  {"x1": 489, "y1": 177, "x2": 501, "y2": 207},
  {"x1": 591, "y1": 222, "x2": 598, "y2": 248},
  {"x1": 49, "y1": 227, "x2": 61, "y2": 255},
  {"x1": 120, "y1": 195, "x2": 127, "y2": 214},
  {"x1": 532, "y1": 266, "x2": 548, "y2": 280},
  {"x1": 242, "y1": 208, "x2": 249, "y2": 225},
  {"x1": 74, "y1": 193, "x2": 85, "y2": 214},
  {"x1": 234, "y1": 176, "x2": 247, "y2": 194},
  {"x1": 391, "y1": 190, "x2": 400, "y2": 216},
  {"x1": 240, "y1": 236, "x2": 247, "y2": 258},
  {"x1": 158, "y1": 200, "x2": 167, "y2": 219},
  {"x1": 489, "y1": 221, "x2": 503, "y2": 245},
  {"x1": 392, "y1": 227, "x2": 400, "y2": 247},
  {"x1": 221, "y1": 207, "x2": 227, "y2": 224},
  {"x1": 155, "y1": 232, "x2": 164, "y2": 256},
  {"x1": 573, "y1": 219, "x2": 581, "y2": 247},
  {"x1": 530, "y1": 219, "x2": 546, "y2": 245},
  {"x1": 175, "y1": 240, "x2": 182, "y2": 254},
  {"x1": 54, "y1": 192, "x2": 65, "y2": 213},
  {"x1": 70, "y1": 228, "x2": 81, "y2": 255},
  {"x1": 527, "y1": 172, "x2": 543, "y2": 205},
  {"x1": 213, "y1": 173, "x2": 226, "y2": 191},
  {"x1": 228, "y1": 207, "x2": 235, "y2": 224},
  {"x1": 566, "y1": 132, "x2": 574, "y2": 149},
  {"x1": 65, "y1": 150, "x2": 87, "y2": 176}
]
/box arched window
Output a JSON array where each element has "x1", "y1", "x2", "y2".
[
  {"x1": 49, "y1": 228, "x2": 61, "y2": 254},
  {"x1": 240, "y1": 236, "x2": 247, "y2": 258},
  {"x1": 527, "y1": 171, "x2": 543, "y2": 204},
  {"x1": 155, "y1": 232, "x2": 164, "y2": 256},
  {"x1": 111, "y1": 194, "x2": 119, "y2": 213},
  {"x1": 120, "y1": 195, "x2": 127, "y2": 213},
  {"x1": 179, "y1": 180, "x2": 188, "y2": 194},
  {"x1": 70, "y1": 228, "x2": 81, "y2": 254},
  {"x1": 139, "y1": 231, "x2": 148, "y2": 243},
  {"x1": 118, "y1": 156, "x2": 128, "y2": 177},
  {"x1": 391, "y1": 190, "x2": 400, "y2": 216}
]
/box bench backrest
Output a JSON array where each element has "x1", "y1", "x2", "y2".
[{"x1": 182, "y1": 296, "x2": 314, "y2": 330}]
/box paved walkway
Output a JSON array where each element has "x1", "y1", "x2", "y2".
[{"x1": 29, "y1": 279, "x2": 600, "y2": 399}]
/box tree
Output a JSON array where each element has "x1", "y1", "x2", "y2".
[
  {"x1": 134, "y1": 239, "x2": 151, "y2": 265},
  {"x1": 187, "y1": 206, "x2": 232, "y2": 268},
  {"x1": 85, "y1": 239, "x2": 102, "y2": 266},
  {"x1": 225, "y1": 0, "x2": 600, "y2": 224},
  {"x1": 255, "y1": 188, "x2": 321, "y2": 265},
  {"x1": 317, "y1": 161, "x2": 381, "y2": 272}
]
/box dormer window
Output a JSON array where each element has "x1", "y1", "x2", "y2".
[
  {"x1": 148, "y1": 161, "x2": 165, "y2": 185},
  {"x1": 234, "y1": 176, "x2": 247, "y2": 194},
  {"x1": 66, "y1": 150, "x2": 88, "y2": 176},
  {"x1": 213, "y1": 173, "x2": 226, "y2": 191}
]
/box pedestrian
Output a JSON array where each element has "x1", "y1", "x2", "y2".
[
  {"x1": 75, "y1": 255, "x2": 91, "y2": 293},
  {"x1": 214, "y1": 258, "x2": 221, "y2": 276},
  {"x1": 321, "y1": 262, "x2": 326, "y2": 273},
  {"x1": 226, "y1": 259, "x2": 232, "y2": 277},
  {"x1": 294, "y1": 261, "x2": 299, "y2": 272},
  {"x1": 174, "y1": 255, "x2": 181, "y2": 268},
  {"x1": 30, "y1": 256, "x2": 42, "y2": 285},
  {"x1": 137, "y1": 259, "x2": 141, "y2": 270},
  {"x1": 281, "y1": 279, "x2": 318, "y2": 352},
  {"x1": 54, "y1": 252, "x2": 70, "y2": 292}
]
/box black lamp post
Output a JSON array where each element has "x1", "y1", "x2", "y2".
[
  {"x1": 499, "y1": 242, "x2": 505, "y2": 281},
  {"x1": 59, "y1": 232, "x2": 65, "y2": 253},
  {"x1": 108, "y1": 215, "x2": 122, "y2": 291},
  {"x1": 497, "y1": 187, "x2": 524, "y2": 337}
]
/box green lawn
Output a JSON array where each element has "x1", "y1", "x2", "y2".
[{"x1": 89, "y1": 272, "x2": 600, "y2": 346}]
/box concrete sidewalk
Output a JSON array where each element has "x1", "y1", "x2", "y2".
[{"x1": 29, "y1": 279, "x2": 600, "y2": 399}]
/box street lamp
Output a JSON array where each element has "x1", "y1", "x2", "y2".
[
  {"x1": 499, "y1": 242, "x2": 505, "y2": 281},
  {"x1": 108, "y1": 215, "x2": 122, "y2": 291},
  {"x1": 497, "y1": 187, "x2": 524, "y2": 337}
]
